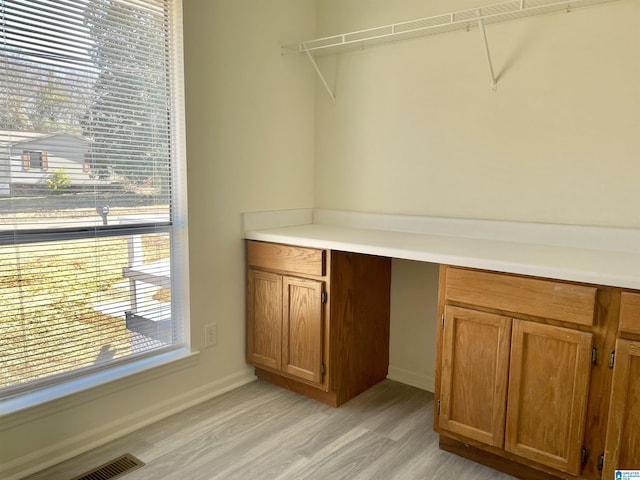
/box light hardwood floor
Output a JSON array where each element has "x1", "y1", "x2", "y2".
[{"x1": 23, "y1": 379, "x2": 516, "y2": 480}]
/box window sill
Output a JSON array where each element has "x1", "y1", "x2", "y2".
[{"x1": 0, "y1": 347, "x2": 200, "y2": 428}]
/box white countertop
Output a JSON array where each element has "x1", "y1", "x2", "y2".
[{"x1": 243, "y1": 209, "x2": 640, "y2": 290}]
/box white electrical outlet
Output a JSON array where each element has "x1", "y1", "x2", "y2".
[{"x1": 204, "y1": 323, "x2": 217, "y2": 348}]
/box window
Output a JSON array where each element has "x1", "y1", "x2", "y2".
[
  {"x1": 0, "y1": 0, "x2": 188, "y2": 399},
  {"x1": 29, "y1": 150, "x2": 43, "y2": 169},
  {"x1": 23, "y1": 150, "x2": 48, "y2": 170}
]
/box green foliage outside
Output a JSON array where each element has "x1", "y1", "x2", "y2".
[
  {"x1": 46, "y1": 168, "x2": 71, "y2": 193},
  {"x1": 1, "y1": 0, "x2": 171, "y2": 187},
  {"x1": 82, "y1": 0, "x2": 170, "y2": 182},
  {"x1": 0, "y1": 233, "x2": 170, "y2": 391}
]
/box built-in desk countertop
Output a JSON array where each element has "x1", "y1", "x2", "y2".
[{"x1": 243, "y1": 209, "x2": 640, "y2": 290}]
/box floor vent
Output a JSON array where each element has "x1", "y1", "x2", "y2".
[{"x1": 70, "y1": 454, "x2": 145, "y2": 480}]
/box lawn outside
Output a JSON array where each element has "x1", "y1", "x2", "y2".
[{"x1": 0, "y1": 204, "x2": 171, "y2": 393}]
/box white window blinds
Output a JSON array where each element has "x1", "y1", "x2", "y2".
[{"x1": 0, "y1": 0, "x2": 187, "y2": 397}]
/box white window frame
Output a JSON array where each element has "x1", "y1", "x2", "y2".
[{"x1": 0, "y1": 0, "x2": 192, "y2": 415}]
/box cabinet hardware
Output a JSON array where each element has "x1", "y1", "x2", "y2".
[
  {"x1": 441, "y1": 313, "x2": 445, "y2": 329},
  {"x1": 591, "y1": 347, "x2": 598, "y2": 365},
  {"x1": 321, "y1": 291, "x2": 328, "y2": 304},
  {"x1": 597, "y1": 453, "x2": 605, "y2": 471},
  {"x1": 581, "y1": 447, "x2": 588, "y2": 466},
  {"x1": 609, "y1": 350, "x2": 615, "y2": 369},
  {"x1": 321, "y1": 363, "x2": 326, "y2": 375},
  {"x1": 437, "y1": 400, "x2": 441, "y2": 415}
]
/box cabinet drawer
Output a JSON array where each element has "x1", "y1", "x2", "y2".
[
  {"x1": 445, "y1": 268, "x2": 596, "y2": 326},
  {"x1": 247, "y1": 241, "x2": 325, "y2": 276},
  {"x1": 619, "y1": 292, "x2": 640, "y2": 335}
]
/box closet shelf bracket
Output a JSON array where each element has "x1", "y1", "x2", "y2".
[
  {"x1": 302, "y1": 46, "x2": 336, "y2": 103},
  {"x1": 477, "y1": 9, "x2": 498, "y2": 92}
]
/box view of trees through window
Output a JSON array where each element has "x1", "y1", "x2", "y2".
[
  {"x1": 0, "y1": 0, "x2": 178, "y2": 393},
  {"x1": 1, "y1": 0, "x2": 171, "y2": 188}
]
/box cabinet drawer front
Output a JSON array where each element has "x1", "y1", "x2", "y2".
[
  {"x1": 619, "y1": 292, "x2": 640, "y2": 335},
  {"x1": 445, "y1": 268, "x2": 596, "y2": 326},
  {"x1": 247, "y1": 241, "x2": 325, "y2": 276}
]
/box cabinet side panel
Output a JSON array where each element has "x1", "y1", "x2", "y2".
[
  {"x1": 331, "y1": 252, "x2": 391, "y2": 405},
  {"x1": 434, "y1": 264, "x2": 449, "y2": 431}
]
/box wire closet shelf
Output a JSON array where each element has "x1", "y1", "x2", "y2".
[
  {"x1": 293, "y1": 0, "x2": 623, "y2": 56},
  {"x1": 287, "y1": 0, "x2": 624, "y2": 100}
]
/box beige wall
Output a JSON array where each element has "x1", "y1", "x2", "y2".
[
  {"x1": 389, "y1": 260, "x2": 439, "y2": 390},
  {"x1": 1, "y1": 1, "x2": 316, "y2": 477},
  {"x1": 4, "y1": 1, "x2": 639, "y2": 475},
  {"x1": 314, "y1": 0, "x2": 640, "y2": 391},
  {"x1": 184, "y1": 0, "x2": 316, "y2": 379},
  {"x1": 315, "y1": 0, "x2": 640, "y2": 228}
]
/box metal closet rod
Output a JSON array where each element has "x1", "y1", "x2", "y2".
[{"x1": 289, "y1": 0, "x2": 624, "y2": 100}]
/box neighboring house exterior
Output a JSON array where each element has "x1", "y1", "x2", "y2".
[{"x1": 0, "y1": 130, "x2": 112, "y2": 196}]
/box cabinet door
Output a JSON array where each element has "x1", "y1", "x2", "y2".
[
  {"x1": 602, "y1": 339, "x2": 640, "y2": 479},
  {"x1": 439, "y1": 306, "x2": 512, "y2": 447},
  {"x1": 247, "y1": 269, "x2": 282, "y2": 370},
  {"x1": 505, "y1": 320, "x2": 593, "y2": 475},
  {"x1": 282, "y1": 276, "x2": 324, "y2": 384}
]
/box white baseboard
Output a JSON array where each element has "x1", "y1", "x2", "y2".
[
  {"x1": 387, "y1": 365, "x2": 434, "y2": 392},
  {"x1": 1, "y1": 368, "x2": 256, "y2": 480}
]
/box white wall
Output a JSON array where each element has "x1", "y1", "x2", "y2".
[
  {"x1": 388, "y1": 259, "x2": 439, "y2": 391},
  {"x1": 314, "y1": 0, "x2": 640, "y2": 391},
  {"x1": 184, "y1": 0, "x2": 316, "y2": 382},
  {"x1": 315, "y1": 0, "x2": 640, "y2": 227},
  {"x1": 3, "y1": 1, "x2": 638, "y2": 476},
  {"x1": 0, "y1": 2, "x2": 316, "y2": 478}
]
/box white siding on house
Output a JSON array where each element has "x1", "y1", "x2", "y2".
[
  {"x1": 0, "y1": 132, "x2": 113, "y2": 195},
  {"x1": 0, "y1": 144, "x2": 10, "y2": 195}
]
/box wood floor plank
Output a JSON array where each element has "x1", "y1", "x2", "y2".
[
  {"x1": 297, "y1": 430, "x2": 396, "y2": 480},
  {"x1": 22, "y1": 379, "x2": 517, "y2": 480}
]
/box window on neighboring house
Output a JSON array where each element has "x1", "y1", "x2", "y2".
[
  {"x1": 0, "y1": 0, "x2": 188, "y2": 402},
  {"x1": 22, "y1": 150, "x2": 48, "y2": 171}
]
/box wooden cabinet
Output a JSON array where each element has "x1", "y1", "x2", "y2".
[
  {"x1": 505, "y1": 320, "x2": 593, "y2": 474},
  {"x1": 602, "y1": 291, "x2": 640, "y2": 478},
  {"x1": 281, "y1": 276, "x2": 324, "y2": 383},
  {"x1": 602, "y1": 339, "x2": 640, "y2": 479},
  {"x1": 247, "y1": 269, "x2": 283, "y2": 371},
  {"x1": 246, "y1": 240, "x2": 391, "y2": 407},
  {"x1": 439, "y1": 305, "x2": 512, "y2": 448},
  {"x1": 436, "y1": 266, "x2": 599, "y2": 479},
  {"x1": 618, "y1": 292, "x2": 640, "y2": 336},
  {"x1": 247, "y1": 270, "x2": 323, "y2": 383},
  {"x1": 245, "y1": 239, "x2": 640, "y2": 475}
]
